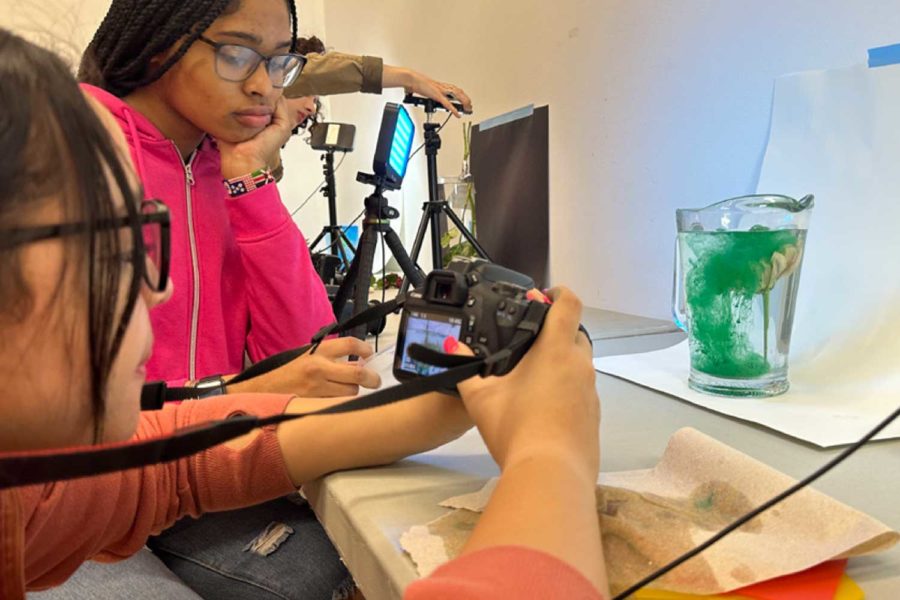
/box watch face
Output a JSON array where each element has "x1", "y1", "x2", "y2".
[{"x1": 196, "y1": 376, "x2": 226, "y2": 396}]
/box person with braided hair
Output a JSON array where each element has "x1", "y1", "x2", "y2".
[
  {"x1": 31, "y1": 1, "x2": 474, "y2": 599},
  {"x1": 77, "y1": 0, "x2": 472, "y2": 398}
]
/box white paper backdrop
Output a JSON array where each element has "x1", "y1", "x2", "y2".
[{"x1": 598, "y1": 62, "x2": 900, "y2": 447}]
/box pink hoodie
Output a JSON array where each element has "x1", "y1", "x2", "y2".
[{"x1": 83, "y1": 85, "x2": 335, "y2": 385}]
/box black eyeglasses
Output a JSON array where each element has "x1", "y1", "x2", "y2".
[
  {"x1": 198, "y1": 35, "x2": 307, "y2": 89},
  {"x1": 0, "y1": 200, "x2": 170, "y2": 293}
]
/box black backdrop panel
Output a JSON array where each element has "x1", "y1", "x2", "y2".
[{"x1": 470, "y1": 105, "x2": 549, "y2": 289}]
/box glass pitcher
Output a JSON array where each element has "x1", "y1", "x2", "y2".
[{"x1": 673, "y1": 194, "x2": 814, "y2": 397}]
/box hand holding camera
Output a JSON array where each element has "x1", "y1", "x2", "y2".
[
  {"x1": 455, "y1": 287, "x2": 599, "y2": 474},
  {"x1": 389, "y1": 257, "x2": 598, "y2": 475}
]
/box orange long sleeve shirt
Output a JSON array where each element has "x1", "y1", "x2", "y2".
[{"x1": 0, "y1": 394, "x2": 601, "y2": 599}]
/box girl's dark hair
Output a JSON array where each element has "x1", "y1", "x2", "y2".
[
  {"x1": 295, "y1": 36, "x2": 326, "y2": 126},
  {"x1": 0, "y1": 29, "x2": 143, "y2": 442},
  {"x1": 295, "y1": 35, "x2": 325, "y2": 56},
  {"x1": 78, "y1": 0, "x2": 299, "y2": 97}
]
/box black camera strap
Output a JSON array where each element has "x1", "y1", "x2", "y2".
[
  {"x1": 0, "y1": 352, "x2": 487, "y2": 490},
  {"x1": 142, "y1": 299, "x2": 407, "y2": 409},
  {"x1": 0, "y1": 296, "x2": 511, "y2": 490},
  {"x1": 308, "y1": 296, "x2": 406, "y2": 348}
]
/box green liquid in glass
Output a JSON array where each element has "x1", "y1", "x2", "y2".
[{"x1": 681, "y1": 229, "x2": 804, "y2": 380}]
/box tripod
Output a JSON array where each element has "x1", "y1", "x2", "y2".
[
  {"x1": 401, "y1": 96, "x2": 491, "y2": 296},
  {"x1": 331, "y1": 173, "x2": 426, "y2": 340},
  {"x1": 308, "y1": 151, "x2": 355, "y2": 276}
]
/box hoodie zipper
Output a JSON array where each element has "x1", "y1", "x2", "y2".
[{"x1": 181, "y1": 148, "x2": 200, "y2": 381}]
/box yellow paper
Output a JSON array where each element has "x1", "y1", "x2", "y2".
[
  {"x1": 834, "y1": 574, "x2": 864, "y2": 600},
  {"x1": 634, "y1": 573, "x2": 863, "y2": 600},
  {"x1": 634, "y1": 588, "x2": 754, "y2": 599}
]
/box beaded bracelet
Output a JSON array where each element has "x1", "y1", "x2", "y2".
[{"x1": 224, "y1": 167, "x2": 276, "y2": 197}]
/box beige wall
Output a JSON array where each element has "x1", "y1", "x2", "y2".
[
  {"x1": 322, "y1": 0, "x2": 900, "y2": 318},
  {"x1": 1, "y1": 0, "x2": 109, "y2": 62},
  {"x1": 8, "y1": 1, "x2": 900, "y2": 316},
  {"x1": 0, "y1": 0, "x2": 331, "y2": 241}
]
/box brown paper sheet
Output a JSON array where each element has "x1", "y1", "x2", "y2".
[{"x1": 400, "y1": 428, "x2": 898, "y2": 595}]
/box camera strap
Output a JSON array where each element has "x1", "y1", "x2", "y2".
[
  {"x1": 0, "y1": 296, "x2": 509, "y2": 490},
  {"x1": 0, "y1": 356, "x2": 489, "y2": 490},
  {"x1": 142, "y1": 298, "x2": 407, "y2": 409}
]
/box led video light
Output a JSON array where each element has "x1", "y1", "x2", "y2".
[{"x1": 372, "y1": 103, "x2": 415, "y2": 190}]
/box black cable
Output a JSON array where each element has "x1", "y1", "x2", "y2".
[
  {"x1": 346, "y1": 208, "x2": 365, "y2": 231},
  {"x1": 290, "y1": 151, "x2": 348, "y2": 217},
  {"x1": 612, "y1": 403, "x2": 900, "y2": 599},
  {"x1": 375, "y1": 233, "x2": 386, "y2": 353},
  {"x1": 408, "y1": 113, "x2": 452, "y2": 162}
]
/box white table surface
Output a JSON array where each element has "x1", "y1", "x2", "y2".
[{"x1": 305, "y1": 309, "x2": 899, "y2": 600}]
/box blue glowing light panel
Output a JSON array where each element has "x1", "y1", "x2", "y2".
[{"x1": 390, "y1": 106, "x2": 414, "y2": 178}]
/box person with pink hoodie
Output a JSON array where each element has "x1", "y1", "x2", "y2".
[
  {"x1": 0, "y1": 28, "x2": 608, "y2": 600},
  {"x1": 79, "y1": 2, "x2": 470, "y2": 396},
  {"x1": 50, "y1": 1, "x2": 481, "y2": 598}
]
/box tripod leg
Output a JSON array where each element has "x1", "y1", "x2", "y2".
[
  {"x1": 383, "y1": 226, "x2": 426, "y2": 290},
  {"x1": 398, "y1": 209, "x2": 433, "y2": 297},
  {"x1": 349, "y1": 227, "x2": 379, "y2": 340},
  {"x1": 429, "y1": 209, "x2": 443, "y2": 271},
  {"x1": 407, "y1": 207, "x2": 431, "y2": 272},
  {"x1": 333, "y1": 225, "x2": 377, "y2": 326},
  {"x1": 331, "y1": 246, "x2": 360, "y2": 323},
  {"x1": 336, "y1": 229, "x2": 355, "y2": 271},
  {"x1": 443, "y1": 206, "x2": 493, "y2": 262},
  {"x1": 309, "y1": 228, "x2": 328, "y2": 254}
]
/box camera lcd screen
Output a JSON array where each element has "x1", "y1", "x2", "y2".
[{"x1": 397, "y1": 310, "x2": 463, "y2": 376}]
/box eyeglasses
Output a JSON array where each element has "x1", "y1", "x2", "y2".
[
  {"x1": 198, "y1": 35, "x2": 306, "y2": 89},
  {"x1": 0, "y1": 200, "x2": 171, "y2": 293}
]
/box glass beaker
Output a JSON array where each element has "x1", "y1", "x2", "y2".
[{"x1": 673, "y1": 194, "x2": 814, "y2": 397}]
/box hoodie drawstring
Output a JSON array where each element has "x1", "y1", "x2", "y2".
[{"x1": 122, "y1": 107, "x2": 150, "y2": 185}]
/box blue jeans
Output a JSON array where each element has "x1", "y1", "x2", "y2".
[
  {"x1": 37, "y1": 496, "x2": 353, "y2": 600},
  {"x1": 148, "y1": 496, "x2": 354, "y2": 600}
]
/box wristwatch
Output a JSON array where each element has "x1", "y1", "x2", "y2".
[{"x1": 193, "y1": 374, "x2": 227, "y2": 398}]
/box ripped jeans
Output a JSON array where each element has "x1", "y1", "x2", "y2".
[
  {"x1": 35, "y1": 496, "x2": 353, "y2": 600},
  {"x1": 148, "y1": 495, "x2": 355, "y2": 600}
]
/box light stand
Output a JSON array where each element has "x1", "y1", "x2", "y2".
[
  {"x1": 331, "y1": 173, "x2": 425, "y2": 340},
  {"x1": 401, "y1": 94, "x2": 491, "y2": 297},
  {"x1": 308, "y1": 150, "x2": 355, "y2": 276},
  {"x1": 307, "y1": 122, "x2": 357, "y2": 284},
  {"x1": 331, "y1": 103, "x2": 424, "y2": 340}
]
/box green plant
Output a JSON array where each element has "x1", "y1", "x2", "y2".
[
  {"x1": 441, "y1": 122, "x2": 477, "y2": 268},
  {"x1": 371, "y1": 272, "x2": 403, "y2": 290}
]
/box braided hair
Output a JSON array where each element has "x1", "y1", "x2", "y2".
[{"x1": 79, "y1": 0, "x2": 299, "y2": 97}]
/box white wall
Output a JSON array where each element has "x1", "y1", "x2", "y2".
[{"x1": 321, "y1": 0, "x2": 900, "y2": 318}]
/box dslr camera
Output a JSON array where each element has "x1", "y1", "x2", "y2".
[{"x1": 393, "y1": 257, "x2": 557, "y2": 380}]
